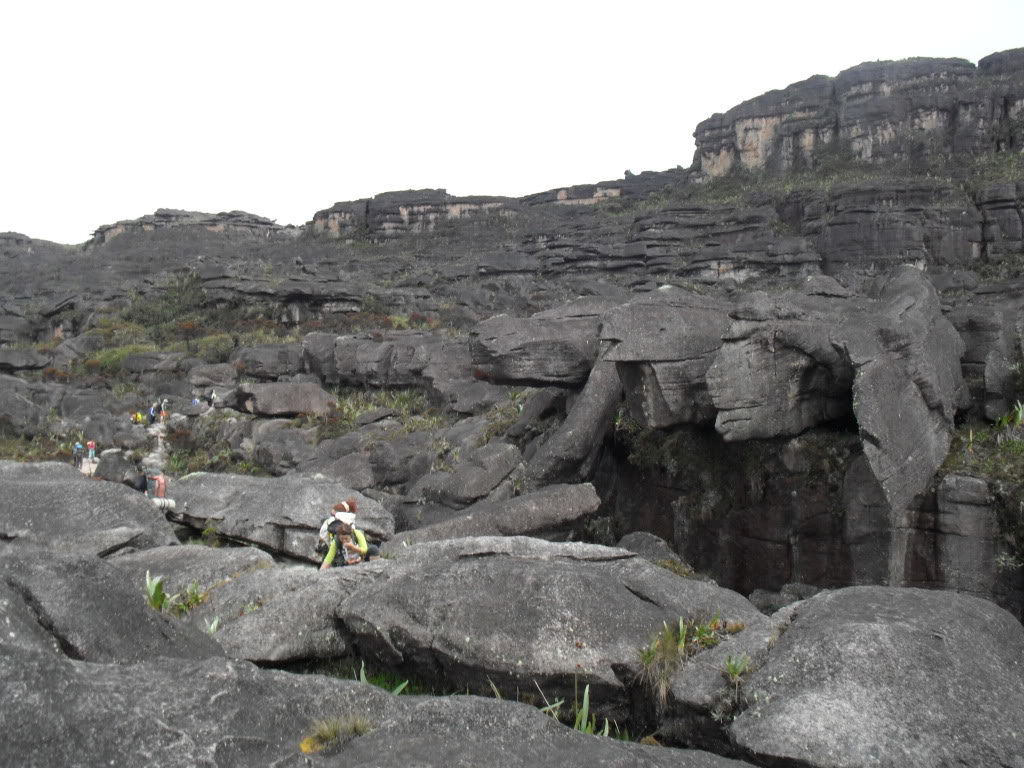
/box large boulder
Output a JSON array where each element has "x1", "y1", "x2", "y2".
[
  {"x1": 385, "y1": 483, "x2": 602, "y2": 550},
  {"x1": 341, "y1": 536, "x2": 770, "y2": 722},
  {"x1": 842, "y1": 268, "x2": 967, "y2": 517},
  {"x1": 0, "y1": 460, "x2": 179, "y2": 554},
  {"x1": 730, "y1": 586, "x2": 1024, "y2": 768},
  {"x1": 0, "y1": 547, "x2": 223, "y2": 662},
  {"x1": 238, "y1": 381, "x2": 336, "y2": 417},
  {"x1": 169, "y1": 472, "x2": 393, "y2": 561},
  {"x1": 188, "y1": 361, "x2": 238, "y2": 388},
  {"x1": 230, "y1": 343, "x2": 305, "y2": 380},
  {"x1": 251, "y1": 419, "x2": 318, "y2": 475},
  {"x1": 110, "y1": 544, "x2": 384, "y2": 663},
  {"x1": 410, "y1": 440, "x2": 523, "y2": 509},
  {"x1": 0, "y1": 647, "x2": 749, "y2": 768},
  {"x1": 526, "y1": 360, "x2": 622, "y2": 486},
  {"x1": 192, "y1": 562, "x2": 387, "y2": 663},
  {"x1": 0, "y1": 346, "x2": 49, "y2": 372},
  {"x1": 702, "y1": 268, "x2": 965, "y2": 534},
  {"x1": 602, "y1": 291, "x2": 732, "y2": 428},
  {"x1": 470, "y1": 299, "x2": 613, "y2": 386},
  {"x1": 0, "y1": 374, "x2": 49, "y2": 436},
  {"x1": 341, "y1": 693, "x2": 753, "y2": 768},
  {"x1": 0, "y1": 650, "x2": 401, "y2": 768},
  {"x1": 109, "y1": 543, "x2": 276, "y2": 596}
]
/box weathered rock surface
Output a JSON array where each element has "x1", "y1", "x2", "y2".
[
  {"x1": 0, "y1": 649, "x2": 400, "y2": 768},
  {"x1": 238, "y1": 380, "x2": 336, "y2": 417},
  {"x1": 0, "y1": 460, "x2": 179, "y2": 554},
  {"x1": 525, "y1": 360, "x2": 622, "y2": 486},
  {"x1": 169, "y1": 472, "x2": 393, "y2": 560},
  {"x1": 0, "y1": 547, "x2": 223, "y2": 662},
  {"x1": 385, "y1": 483, "x2": 602, "y2": 549},
  {"x1": 693, "y1": 55, "x2": 1023, "y2": 175},
  {"x1": 0, "y1": 645, "x2": 748, "y2": 768},
  {"x1": 112, "y1": 545, "x2": 385, "y2": 663},
  {"x1": 602, "y1": 291, "x2": 733, "y2": 428},
  {"x1": 410, "y1": 440, "x2": 523, "y2": 510},
  {"x1": 342, "y1": 536, "x2": 769, "y2": 721},
  {"x1": 470, "y1": 299, "x2": 614, "y2": 385},
  {"x1": 627, "y1": 205, "x2": 820, "y2": 282},
  {"x1": 0, "y1": 347, "x2": 49, "y2": 372},
  {"x1": 340, "y1": 694, "x2": 753, "y2": 768},
  {"x1": 230, "y1": 343, "x2": 305, "y2": 380},
  {"x1": 731, "y1": 587, "x2": 1024, "y2": 768}
]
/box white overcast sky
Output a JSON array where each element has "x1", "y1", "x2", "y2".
[{"x1": 2, "y1": 1, "x2": 1022, "y2": 244}]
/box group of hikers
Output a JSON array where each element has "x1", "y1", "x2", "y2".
[
  {"x1": 70, "y1": 439, "x2": 97, "y2": 468},
  {"x1": 316, "y1": 498, "x2": 380, "y2": 569},
  {"x1": 128, "y1": 398, "x2": 170, "y2": 426}
]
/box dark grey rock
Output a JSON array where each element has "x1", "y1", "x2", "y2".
[
  {"x1": 0, "y1": 460, "x2": 179, "y2": 554},
  {"x1": 470, "y1": 299, "x2": 610, "y2": 385},
  {"x1": 731, "y1": 587, "x2": 1024, "y2": 768},
  {"x1": 385, "y1": 483, "x2": 602, "y2": 550},
  {"x1": 603, "y1": 292, "x2": 732, "y2": 428},
  {"x1": 238, "y1": 380, "x2": 335, "y2": 417},
  {"x1": 411, "y1": 440, "x2": 523, "y2": 509},
  {"x1": 526, "y1": 360, "x2": 622, "y2": 486},
  {"x1": 0, "y1": 547, "x2": 223, "y2": 662},
  {"x1": 188, "y1": 361, "x2": 238, "y2": 388},
  {"x1": 341, "y1": 536, "x2": 769, "y2": 722},
  {"x1": 169, "y1": 472, "x2": 393, "y2": 561},
  {"x1": 230, "y1": 343, "x2": 305, "y2": 380},
  {"x1": 0, "y1": 347, "x2": 49, "y2": 372}
]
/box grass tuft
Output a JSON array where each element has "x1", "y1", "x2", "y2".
[{"x1": 299, "y1": 715, "x2": 373, "y2": 754}]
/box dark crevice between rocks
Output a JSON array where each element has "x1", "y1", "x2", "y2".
[
  {"x1": 5, "y1": 577, "x2": 84, "y2": 660},
  {"x1": 96, "y1": 533, "x2": 147, "y2": 558},
  {"x1": 622, "y1": 584, "x2": 663, "y2": 609}
]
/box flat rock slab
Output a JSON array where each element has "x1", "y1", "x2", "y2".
[
  {"x1": 0, "y1": 649, "x2": 401, "y2": 768},
  {"x1": 730, "y1": 586, "x2": 1024, "y2": 767},
  {"x1": 191, "y1": 561, "x2": 388, "y2": 664},
  {"x1": 341, "y1": 694, "x2": 755, "y2": 768},
  {"x1": 110, "y1": 544, "x2": 276, "y2": 596},
  {"x1": 170, "y1": 472, "x2": 394, "y2": 562},
  {"x1": 341, "y1": 536, "x2": 769, "y2": 720},
  {"x1": 385, "y1": 483, "x2": 602, "y2": 550},
  {"x1": 0, "y1": 647, "x2": 753, "y2": 768},
  {"x1": 0, "y1": 547, "x2": 223, "y2": 662},
  {"x1": 0, "y1": 460, "x2": 179, "y2": 554}
]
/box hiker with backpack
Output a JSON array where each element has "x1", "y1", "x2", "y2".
[
  {"x1": 71, "y1": 441, "x2": 84, "y2": 468},
  {"x1": 316, "y1": 498, "x2": 379, "y2": 570}
]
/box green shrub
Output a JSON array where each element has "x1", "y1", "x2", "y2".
[
  {"x1": 196, "y1": 333, "x2": 235, "y2": 363},
  {"x1": 90, "y1": 344, "x2": 157, "y2": 376}
]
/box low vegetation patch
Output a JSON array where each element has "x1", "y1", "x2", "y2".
[
  {"x1": 165, "y1": 427, "x2": 268, "y2": 477},
  {"x1": 637, "y1": 616, "x2": 745, "y2": 709},
  {"x1": 300, "y1": 387, "x2": 445, "y2": 442},
  {"x1": 0, "y1": 433, "x2": 71, "y2": 463},
  {"x1": 144, "y1": 572, "x2": 209, "y2": 615},
  {"x1": 299, "y1": 714, "x2": 373, "y2": 755},
  {"x1": 942, "y1": 404, "x2": 1024, "y2": 569}
]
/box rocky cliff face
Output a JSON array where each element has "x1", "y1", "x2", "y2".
[
  {"x1": 693, "y1": 50, "x2": 1024, "y2": 176},
  {"x1": 2, "y1": 47, "x2": 1023, "y2": 620},
  {"x1": 87, "y1": 208, "x2": 290, "y2": 247}
]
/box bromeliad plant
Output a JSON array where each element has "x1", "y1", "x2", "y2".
[
  {"x1": 145, "y1": 571, "x2": 167, "y2": 612},
  {"x1": 144, "y1": 573, "x2": 209, "y2": 616}
]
